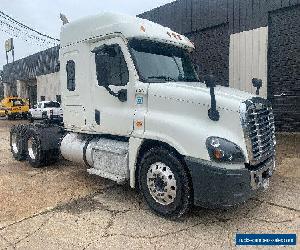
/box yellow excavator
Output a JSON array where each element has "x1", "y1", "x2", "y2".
[{"x1": 0, "y1": 96, "x2": 30, "y2": 119}]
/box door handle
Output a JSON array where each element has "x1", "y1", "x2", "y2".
[{"x1": 274, "y1": 93, "x2": 287, "y2": 97}]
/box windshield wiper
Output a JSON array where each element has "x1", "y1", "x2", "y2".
[{"x1": 147, "y1": 76, "x2": 177, "y2": 82}]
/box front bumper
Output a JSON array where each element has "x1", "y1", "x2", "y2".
[
  {"x1": 7, "y1": 112, "x2": 28, "y2": 117},
  {"x1": 185, "y1": 157, "x2": 275, "y2": 209}
]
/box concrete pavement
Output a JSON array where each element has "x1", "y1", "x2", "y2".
[{"x1": 0, "y1": 120, "x2": 299, "y2": 249}]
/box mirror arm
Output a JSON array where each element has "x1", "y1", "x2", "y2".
[
  {"x1": 208, "y1": 87, "x2": 220, "y2": 121},
  {"x1": 104, "y1": 85, "x2": 118, "y2": 98},
  {"x1": 204, "y1": 74, "x2": 220, "y2": 122},
  {"x1": 104, "y1": 86, "x2": 127, "y2": 102}
]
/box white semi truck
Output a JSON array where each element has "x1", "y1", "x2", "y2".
[{"x1": 10, "y1": 13, "x2": 276, "y2": 218}]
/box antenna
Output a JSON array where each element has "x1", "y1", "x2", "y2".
[{"x1": 60, "y1": 13, "x2": 69, "y2": 25}]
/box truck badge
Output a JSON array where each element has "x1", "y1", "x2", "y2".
[{"x1": 136, "y1": 97, "x2": 143, "y2": 105}]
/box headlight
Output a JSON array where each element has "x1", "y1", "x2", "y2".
[{"x1": 206, "y1": 137, "x2": 245, "y2": 164}]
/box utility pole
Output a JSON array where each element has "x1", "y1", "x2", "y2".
[{"x1": 4, "y1": 38, "x2": 14, "y2": 64}]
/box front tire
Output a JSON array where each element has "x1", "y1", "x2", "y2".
[{"x1": 138, "y1": 147, "x2": 192, "y2": 219}]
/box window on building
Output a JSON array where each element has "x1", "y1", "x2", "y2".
[
  {"x1": 66, "y1": 60, "x2": 76, "y2": 91},
  {"x1": 93, "y1": 44, "x2": 129, "y2": 87},
  {"x1": 44, "y1": 101, "x2": 60, "y2": 108},
  {"x1": 40, "y1": 96, "x2": 45, "y2": 101},
  {"x1": 56, "y1": 95, "x2": 62, "y2": 104}
]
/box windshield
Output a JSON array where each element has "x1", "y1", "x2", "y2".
[
  {"x1": 129, "y1": 39, "x2": 199, "y2": 83},
  {"x1": 11, "y1": 99, "x2": 25, "y2": 106},
  {"x1": 44, "y1": 102, "x2": 60, "y2": 108}
]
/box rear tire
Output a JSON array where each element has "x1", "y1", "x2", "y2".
[
  {"x1": 138, "y1": 147, "x2": 192, "y2": 219},
  {"x1": 26, "y1": 127, "x2": 45, "y2": 168},
  {"x1": 10, "y1": 125, "x2": 28, "y2": 161},
  {"x1": 26, "y1": 127, "x2": 60, "y2": 168},
  {"x1": 28, "y1": 114, "x2": 34, "y2": 123},
  {"x1": 22, "y1": 113, "x2": 28, "y2": 119}
]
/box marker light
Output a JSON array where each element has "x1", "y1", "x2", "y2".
[
  {"x1": 140, "y1": 25, "x2": 146, "y2": 32},
  {"x1": 213, "y1": 148, "x2": 224, "y2": 160}
]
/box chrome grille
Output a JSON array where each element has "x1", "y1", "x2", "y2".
[{"x1": 240, "y1": 98, "x2": 276, "y2": 165}]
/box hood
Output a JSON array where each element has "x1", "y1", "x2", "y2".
[
  {"x1": 146, "y1": 81, "x2": 255, "y2": 162},
  {"x1": 175, "y1": 81, "x2": 253, "y2": 102},
  {"x1": 148, "y1": 82, "x2": 254, "y2": 113}
]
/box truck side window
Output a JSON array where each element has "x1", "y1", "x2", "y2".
[
  {"x1": 66, "y1": 60, "x2": 76, "y2": 91},
  {"x1": 94, "y1": 44, "x2": 129, "y2": 87}
]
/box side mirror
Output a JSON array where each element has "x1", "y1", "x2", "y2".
[
  {"x1": 252, "y1": 78, "x2": 262, "y2": 95},
  {"x1": 203, "y1": 74, "x2": 219, "y2": 121},
  {"x1": 117, "y1": 89, "x2": 127, "y2": 102},
  {"x1": 203, "y1": 74, "x2": 216, "y2": 88}
]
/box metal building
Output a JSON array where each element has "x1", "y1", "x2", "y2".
[
  {"x1": 2, "y1": 1, "x2": 299, "y2": 131},
  {"x1": 139, "y1": 0, "x2": 300, "y2": 132},
  {"x1": 2, "y1": 46, "x2": 60, "y2": 106}
]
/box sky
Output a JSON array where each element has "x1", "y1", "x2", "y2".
[{"x1": 0, "y1": 0, "x2": 175, "y2": 69}]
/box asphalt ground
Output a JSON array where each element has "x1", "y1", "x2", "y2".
[{"x1": 0, "y1": 118, "x2": 299, "y2": 249}]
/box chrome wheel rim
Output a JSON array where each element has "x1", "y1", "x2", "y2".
[
  {"x1": 147, "y1": 162, "x2": 177, "y2": 205},
  {"x1": 11, "y1": 133, "x2": 18, "y2": 154},
  {"x1": 28, "y1": 137, "x2": 37, "y2": 160}
]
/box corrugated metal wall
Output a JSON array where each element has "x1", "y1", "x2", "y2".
[
  {"x1": 268, "y1": 6, "x2": 300, "y2": 131},
  {"x1": 188, "y1": 23, "x2": 230, "y2": 86},
  {"x1": 2, "y1": 46, "x2": 59, "y2": 84},
  {"x1": 139, "y1": 0, "x2": 300, "y2": 131},
  {"x1": 139, "y1": 0, "x2": 300, "y2": 34},
  {"x1": 229, "y1": 27, "x2": 268, "y2": 97}
]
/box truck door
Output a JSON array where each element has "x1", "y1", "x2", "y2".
[{"x1": 90, "y1": 37, "x2": 135, "y2": 136}]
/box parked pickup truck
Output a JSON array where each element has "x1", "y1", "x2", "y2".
[{"x1": 28, "y1": 101, "x2": 63, "y2": 122}]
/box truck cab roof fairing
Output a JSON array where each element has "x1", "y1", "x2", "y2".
[{"x1": 60, "y1": 12, "x2": 194, "y2": 50}]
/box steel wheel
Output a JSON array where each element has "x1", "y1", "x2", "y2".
[
  {"x1": 139, "y1": 147, "x2": 192, "y2": 218},
  {"x1": 147, "y1": 162, "x2": 177, "y2": 205},
  {"x1": 10, "y1": 124, "x2": 28, "y2": 161},
  {"x1": 27, "y1": 137, "x2": 37, "y2": 160},
  {"x1": 11, "y1": 133, "x2": 18, "y2": 154}
]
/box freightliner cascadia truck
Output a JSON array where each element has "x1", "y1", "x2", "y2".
[{"x1": 10, "y1": 12, "x2": 276, "y2": 218}]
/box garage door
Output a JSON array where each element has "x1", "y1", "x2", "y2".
[{"x1": 268, "y1": 5, "x2": 300, "y2": 132}]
